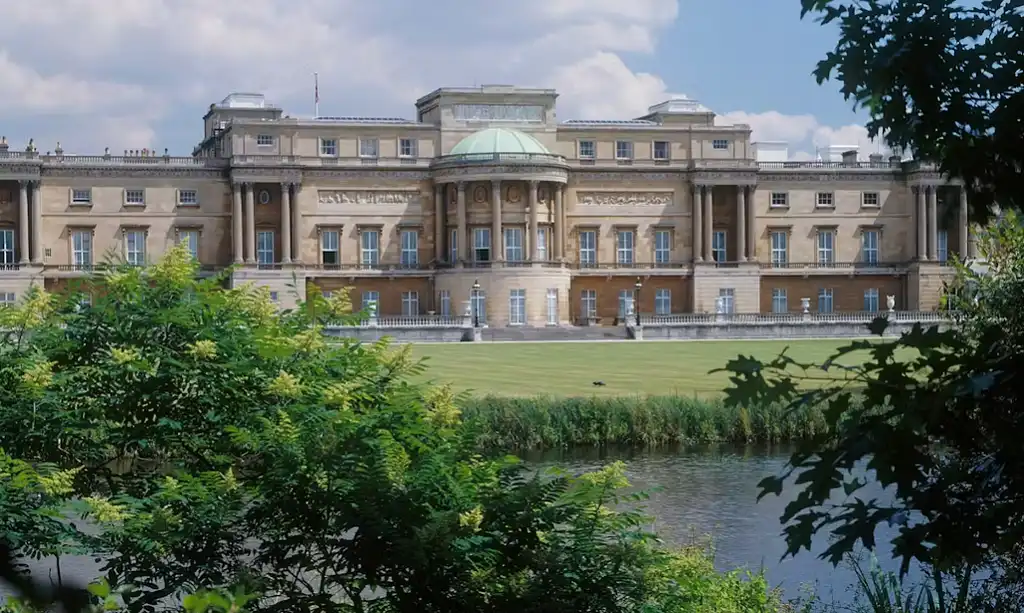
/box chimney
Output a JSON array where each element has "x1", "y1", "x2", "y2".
[
  {"x1": 0, "y1": 136, "x2": 7, "y2": 152},
  {"x1": 841, "y1": 150, "x2": 858, "y2": 165},
  {"x1": 868, "y1": 153, "x2": 884, "y2": 167}
]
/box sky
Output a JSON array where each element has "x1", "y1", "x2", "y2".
[{"x1": 0, "y1": 0, "x2": 885, "y2": 160}]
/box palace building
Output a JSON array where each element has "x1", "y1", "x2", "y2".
[{"x1": 0, "y1": 85, "x2": 973, "y2": 326}]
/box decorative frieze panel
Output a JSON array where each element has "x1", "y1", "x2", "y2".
[
  {"x1": 317, "y1": 190, "x2": 422, "y2": 206},
  {"x1": 575, "y1": 191, "x2": 674, "y2": 206},
  {"x1": 758, "y1": 172, "x2": 898, "y2": 183},
  {"x1": 303, "y1": 170, "x2": 431, "y2": 181},
  {"x1": 692, "y1": 171, "x2": 758, "y2": 185},
  {"x1": 570, "y1": 172, "x2": 677, "y2": 183}
]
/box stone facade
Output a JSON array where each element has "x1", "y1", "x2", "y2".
[{"x1": 0, "y1": 86, "x2": 975, "y2": 324}]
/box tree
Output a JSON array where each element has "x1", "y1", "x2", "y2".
[{"x1": 800, "y1": 0, "x2": 1024, "y2": 222}]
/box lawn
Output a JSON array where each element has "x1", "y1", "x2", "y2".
[{"x1": 410, "y1": 339, "x2": 877, "y2": 397}]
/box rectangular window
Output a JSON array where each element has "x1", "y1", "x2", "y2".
[
  {"x1": 124, "y1": 189, "x2": 145, "y2": 206},
  {"x1": 509, "y1": 289, "x2": 526, "y2": 325},
  {"x1": 770, "y1": 231, "x2": 788, "y2": 267},
  {"x1": 0, "y1": 292, "x2": 15, "y2": 306},
  {"x1": 712, "y1": 230, "x2": 727, "y2": 262},
  {"x1": 816, "y1": 192, "x2": 835, "y2": 208},
  {"x1": 817, "y1": 229, "x2": 836, "y2": 265},
  {"x1": 71, "y1": 229, "x2": 93, "y2": 269},
  {"x1": 618, "y1": 289, "x2": 635, "y2": 318},
  {"x1": 123, "y1": 230, "x2": 146, "y2": 266},
  {"x1": 321, "y1": 229, "x2": 340, "y2": 266},
  {"x1": 256, "y1": 230, "x2": 275, "y2": 267},
  {"x1": 653, "y1": 141, "x2": 670, "y2": 160},
  {"x1": 359, "y1": 138, "x2": 379, "y2": 158},
  {"x1": 71, "y1": 188, "x2": 92, "y2": 205},
  {"x1": 719, "y1": 288, "x2": 736, "y2": 314},
  {"x1": 439, "y1": 290, "x2": 451, "y2": 317},
  {"x1": 818, "y1": 288, "x2": 834, "y2": 313},
  {"x1": 864, "y1": 288, "x2": 880, "y2": 312},
  {"x1": 449, "y1": 228, "x2": 458, "y2": 264},
  {"x1": 362, "y1": 291, "x2": 379, "y2": 314},
  {"x1": 771, "y1": 288, "x2": 788, "y2": 313},
  {"x1": 536, "y1": 227, "x2": 548, "y2": 261},
  {"x1": 655, "y1": 288, "x2": 671, "y2": 315},
  {"x1": 616, "y1": 229, "x2": 635, "y2": 265},
  {"x1": 578, "y1": 140, "x2": 595, "y2": 159},
  {"x1": 0, "y1": 229, "x2": 14, "y2": 267},
  {"x1": 770, "y1": 192, "x2": 788, "y2": 208},
  {"x1": 862, "y1": 229, "x2": 879, "y2": 265},
  {"x1": 256, "y1": 134, "x2": 274, "y2": 147},
  {"x1": 862, "y1": 192, "x2": 880, "y2": 207},
  {"x1": 269, "y1": 291, "x2": 279, "y2": 303},
  {"x1": 320, "y1": 138, "x2": 338, "y2": 156},
  {"x1": 581, "y1": 289, "x2": 597, "y2": 320},
  {"x1": 546, "y1": 288, "x2": 558, "y2": 326},
  {"x1": 473, "y1": 227, "x2": 491, "y2": 262},
  {"x1": 654, "y1": 229, "x2": 671, "y2": 264},
  {"x1": 615, "y1": 141, "x2": 633, "y2": 160},
  {"x1": 400, "y1": 230, "x2": 418, "y2": 268},
  {"x1": 504, "y1": 227, "x2": 524, "y2": 262},
  {"x1": 361, "y1": 229, "x2": 380, "y2": 267},
  {"x1": 177, "y1": 189, "x2": 198, "y2": 206},
  {"x1": 399, "y1": 138, "x2": 418, "y2": 158},
  {"x1": 937, "y1": 230, "x2": 949, "y2": 262},
  {"x1": 178, "y1": 230, "x2": 199, "y2": 260},
  {"x1": 401, "y1": 291, "x2": 419, "y2": 316},
  {"x1": 712, "y1": 139, "x2": 729, "y2": 150},
  {"x1": 471, "y1": 288, "x2": 487, "y2": 325},
  {"x1": 579, "y1": 230, "x2": 596, "y2": 267}
]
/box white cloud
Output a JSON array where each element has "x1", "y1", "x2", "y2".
[{"x1": 0, "y1": 0, "x2": 874, "y2": 159}]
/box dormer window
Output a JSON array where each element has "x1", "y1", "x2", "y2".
[
  {"x1": 359, "y1": 138, "x2": 379, "y2": 159},
  {"x1": 653, "y1": 141, "x2": 670, "y2": 160},
  {"x1": 712, "y1": 139, "x2": 728, "y2": 150},
  {"x1": 615, "y1": 141, "x2": 633, "y2": 160},
  {"x1": 578, "y1": 140, "x2": 595, "y2": 159},
  {"x1": 320, "y1": 139, "x2": 337, "y2": 157},
  {"x1": 256, "y1": 134, "x2": 274, "y2": 147}
]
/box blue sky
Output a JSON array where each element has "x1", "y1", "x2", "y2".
[{"x1": 0, "y1": 0, "x2": 880, "y2": 160}]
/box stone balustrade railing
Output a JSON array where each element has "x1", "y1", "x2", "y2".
[{"x1": 638, "y1": 311, "x2": 948, "y2": 326}]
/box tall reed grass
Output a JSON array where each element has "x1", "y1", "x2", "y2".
[{"x1": 461, "y1": 395, "x2": 831, "y2": 450}]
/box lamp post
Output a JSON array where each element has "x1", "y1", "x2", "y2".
[
  {"x1": 634, "y1": 277, "x2": 642, "y2": 327},
  {"x1": 471, "y1": 279, "x2": 481, "y2": 328}
]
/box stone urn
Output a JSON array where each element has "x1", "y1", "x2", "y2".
[
  {"x1": 801, "y1": 297, "x2": 811, "y2": 314},
  {"x1": 886, "y1": 295, "x2": 896, "y2": 312}
]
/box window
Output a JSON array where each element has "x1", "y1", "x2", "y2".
[
  {"x1": 615, "y1": 141, "x2": 633, "y2": 160},
  {"x1": 937, "y1": 230, "x2": 949, "y2": 262},
  {"x1": 449, "y1": 228, "x2": 458, "y2": 264},
  {"x1": 655, "y1": 289, "x2": 671, "y2": 315},
  {"x1": 771, "y1": 288, "x2": 788, "y2": 313},
  {"x1": 712, "y1": 230, "x2": 727, "y2": 262},
  {"x1": 362, "y1": 291, "x2": 379, "y2": 314},
  {"x1": 321, "y1": 229, "x2": 340, "y2": 266},
  {"x1": 536, "y1": 228, "x2": 548, "y2": 261},
  {"x1": 579, "y1": 230, "x2": 596, "y2": 267},
  {"x1": 862, "y1": 192, "x2": 880, "y2": 207},
  {"x1": 359, "y1": 138, "x2": 379, "y2": 158},
  {"x1": 361, "y1": 229, "x2": 380, "y2": 267},
  {"x1": 471, "y1": 288, "x2": 487, "y2": 325},
  {"x1": 256, "y1": 134, "x2": 274, "y2": 147},
  {"x1": 581, "y1": 289, "x2": 597, "y2": 320},
  {"x1": 400, "y1": 230, "x2": 418, "y2": 267},
  {"x1": 256, "y1": 230, "x2": 275, "y2": 267},
  {"x1": 473, "y1": 227, "x2": 491, "y2": 262},
  {"x1": 719, "y1": 288, "x2": 736, "y2": 314},
  {"x1": 0, "y1": 292, "x2": 14, "y2": 306},
  {"x1": 816, "y1": 192, "x2": 835, "y2": 208},
  {"x1": 616, "y1": 229, "x2": 635, "y2": 265},
  {"x1": 770, "y1": 231, "x2": 788, "y2": 267},
  {"x1": 178, "y1": 230, "x2": 199, "y2": 260},
  {"x1": 504, "y1": 228, "x2": 524, "y2": 262},
  {"x1": 712, "y1": 139, "x2": 729, "y2": 150},
  {"x1": 401, "y1": 291, "x2": 419, "y2": 316},
  {"x1": 770, "y1": 192, "x2": 789, "y2": 208},
  {"x1": 618, "y1": 289, "x2": 635, "y2": 318},
  {"x1": 71, "y1": 229, "x2": 92, "y2": 269},
  {"x1": 509, "y1": 289, "x2": 526, "y2": 325},
  {"x1": 864, "y1": 288, "x2": 880, "y2": 312},
  {"x1": 546, "y1": 288, "x2": 558, "y2": 326},
  {"x1": 124, "y1": 189, "x2": 145, "y2": 206},
  {"x1": 817, "y1": 229, "x2": 836, "y2": 265},
  {"x1": 653, "y1": 141, "x2": 670, "y2": 160},
  {"x1": 322, "y1": 290, "x2": 333, "y2": 299},
  {"x1": 818, "y1": 288, "x2": 834, "y2": 313},
  {"x1": 320, "y1": 138, "x2": 338, "y2": 156},
  {"x1": 578, "y1": 140, "x2": 595, "y2": 159},
  {"x1": 177, "y1": 189, "x2": 198, "y2": 207},
  {"x1": 399, "y1": 138, "x2": 417, "y2": 158},
  {"x1": 0, "y1": 229, "x2": 14, "y2": 267},
  {"x1": 439, "y1": 290, "x2": 451, "y2": 317},
  {"x1": 71, "y1": 189, "x2": 92, "y2": 205},
  {"x1": 862, "y1": 229, "x2": 879, "y2": 265},
  {"x1": 654, "y1": 229, "x2": 671, "y2": 264},
  {"x1": 122, "y1": 230, "x2": 146, "y2": 266},
  {"x1": 269, "y1": 291, "x2": 279, "y2": 303}
]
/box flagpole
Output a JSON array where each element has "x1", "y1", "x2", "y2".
[{"x1": 314, "y1": 72, "x2": 320, "y2": 118}]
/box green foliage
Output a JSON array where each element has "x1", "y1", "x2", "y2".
[
  {"x1": 0, "y1": 246, "x2": 791, "y2": 612},
  {"x1": 463, "y1": 395, "x2": 832, "y2": 449},
  {"x1": 799, "y1": 0, "x2": 1023, "y2": 220},
  {"x1": 719, "y1": 214, "x2": 1024, "y2": 610}
]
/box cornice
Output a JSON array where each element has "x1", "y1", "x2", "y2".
[
  {"x1": 692, "y1": 170, "x2": 758, "y2": 185},
  {"x1": 304, "y1": 169, "x2": 432, "y2": 181},
  {"x1": 570, "y1": 170, "x2": 681, "y2": 183},
  {"x1": 757, "y1": 171, "x2": 900, "y2": 183},
  {"x1": 40, "y1": 167, "x2": 226, "y2": 179}
]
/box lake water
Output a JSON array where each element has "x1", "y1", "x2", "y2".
[{"x1": 3, "y1": 444, "x2": 912, "y2": 606}]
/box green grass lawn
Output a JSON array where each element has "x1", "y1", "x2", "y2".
[{"x1": 410, "y1": 339, "x2": 877, "y2": 397}]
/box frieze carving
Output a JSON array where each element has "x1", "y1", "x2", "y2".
[
  {"x1": 506, "y1": 184, "x2": 522, "y2": 203},
  {"x1": 431, "y1": 165, "x2": 568, "y2": 180},
  {"x1": 692, "y1": 171, "x2": 758, "y2": 185},
  {"x1": 472, "y1": 185, "x2": 487, "y2": 203},
  {"x1": 317, "y1": 190, "x2": 422, "y2": 205},
  {"x1": 576, "y1": 191, "x2": 674, "y2": 206},
  {"x1": 571, "y1": 172, "x2": 676, "y2": 182}
]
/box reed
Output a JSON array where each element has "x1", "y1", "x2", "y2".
[{"x1": 462, "y1": 394, "x2": 831, "y2": 450}]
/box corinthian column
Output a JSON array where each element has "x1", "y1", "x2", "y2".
[
  {"x1": 703, "y1": 185, "x2": 714, "y2": 262},
  {"x1": 927, "y1": 185, "x2": 938, "y2": 261},
  {"x1": 529, "y1": 181, "x2": 540, "y2": 261},
  {"x1": 692, "y1": 184, "x2": 703, "y2": 263},
  {"x1": 232, "y1": 183, "x2": 244, "y2": 263},
  {"x1": 434, "y1": 184, "x2": 444, "y2": 263},
  {"x1": 553, "y1": 185, "x2": 563, "y2": 260},
  {"x1": 244, "y1": 183, "x2": 256, "y2": 264},
  {"x1": 737, "y1": 185, "x2": 747, "y2": 261},
  {"x1": 492, "y1": 180, "x2": 503, "y2": 262},
  {"x1": 916, "y1": 186, "x2": 927, "y2": 261},
  {"x1": 18, "y1": 181, "x2": 29, "y2": 264},
  {"x1": 280, "y1": 183, "x2": 292, "y2": 264}
]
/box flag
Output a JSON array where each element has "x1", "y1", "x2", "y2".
[{"x1": 314, "y1": 73, "x2": 319, "y2": 104}]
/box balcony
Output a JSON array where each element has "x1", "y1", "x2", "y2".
[
  {"x1": 305, "y1": 262, "x2": 434, "y2": 277},
  {"x1": 231, "y1": 155, "x2": 431, "y2": 169},
  {"x1": 758, "y1": 260, "x2": 910, "y2": 276},
  {"x1": 572, "y1": 261, "x2": 692, "y2": 275},
  {"x1": 47, "y1": 263, "x2": 225, "y2": 277},
  {"x1": 431, "y1": 152, "x2": 568, "y2": 168},
  {"x1": 40, "y1": 152, "x2": 228, "y2": 168}
]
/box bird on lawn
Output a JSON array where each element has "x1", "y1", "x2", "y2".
[{"x1": 592, "y1": 381, "x2": 606, "y2": 387}]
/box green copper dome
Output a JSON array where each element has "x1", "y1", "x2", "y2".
[{"x1": 448, "y1": 128, "x2": 550, "y2": 156}]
